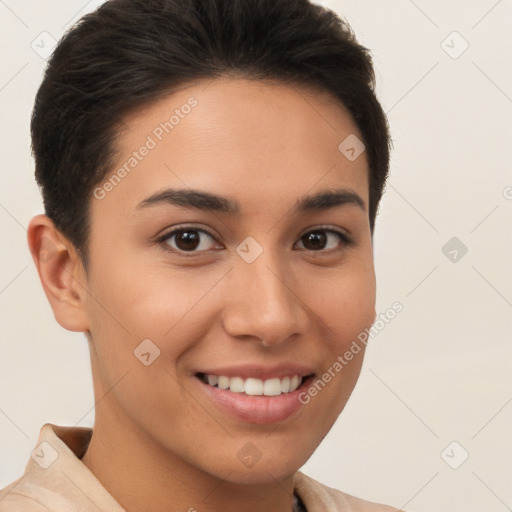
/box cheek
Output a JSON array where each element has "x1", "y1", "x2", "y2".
[
  {"x1": 298, "y1": 269, "x2": 374, "y2": 427},
  {"x1": 309, "y1": 262, "x2": 376, "y2": 346},
  {"x1": 305, "y1": 259, "x2": 375, "y2": 412},
  {"x1": 83, "y1": 267, "x2": 200, "y2": 426},
  {"x1": 85, "y1": 261, "x2": 222, "y2": 367}
]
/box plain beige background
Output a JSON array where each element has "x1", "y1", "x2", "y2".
[{"x1": 1, "y1": 1, "x2": 511, "y2": 510}]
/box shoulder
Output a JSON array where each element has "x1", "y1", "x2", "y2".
[
  {"x1": 0, "y1": 478, "x2": 50, "y2": 512},
  {"x1": 343, "y1": 493, "x2": 404, "y2": 512},
  {"x1": 295, "y1": 471, "x2": 405, "y2": 511}
]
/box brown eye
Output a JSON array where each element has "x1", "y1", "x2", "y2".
[
  {"x1": 296, "y1": 229, "x2": 352, "y2": 252},
  {"x1": 301, "y1": 231, "x2": 327, "y2": 251},
  {"x1": 173, "y1": 230, "x2": 201, "y2": 251},
  {"x1": 160, "y1": 228, "x2": 219, "y2": 253}
]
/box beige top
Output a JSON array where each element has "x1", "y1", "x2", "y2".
[{"x1": 0, "y1": 423, "x2": 401, "y2": 511}]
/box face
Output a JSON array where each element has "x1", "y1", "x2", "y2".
[{"x1": 81, "y1": 77, "x2": 376, "y2": 483}]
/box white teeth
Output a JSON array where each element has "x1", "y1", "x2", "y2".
[
  {"x1": 202, "y1": 373, "x2": 305, "y2": 396},
  {"x1": 290, "y1": 375, "x2": 300, "y2": 392},
  {"x1": 245, "y1": 378, "x2": 263, "y2": 395},
  {"x1": 263, "y1": 377, "x2": 282, "y2": 396},
  {"x1": 218, "y1": 376, "x2": 230, "y2": 390},
  {"x1": 229, "y1": 376, "x2": 245, "y2": 393},
  {"x1": 207, "y1": 374, "x2": 219, "y2": 386}
]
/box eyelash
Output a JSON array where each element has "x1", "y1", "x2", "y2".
[{"x1": 155, "y1": 225, "x2": 354, "y2": 257}]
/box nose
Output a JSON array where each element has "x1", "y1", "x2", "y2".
[{"x1": 221, "y1": 247, "x2": 309, "y2": 347}]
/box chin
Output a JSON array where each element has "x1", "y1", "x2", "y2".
[
  {"x1": 201, "y1": 441, "x2": 313, "y2": 485},
  {"x1": 214, "y1": 464, "x2": 299, "y2": 486}
]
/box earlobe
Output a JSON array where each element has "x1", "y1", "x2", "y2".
[{"x1": 27, "y1": 214, "x2": 90, "y2": 332}]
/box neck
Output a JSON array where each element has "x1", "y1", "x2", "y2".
[{"x1": 80, "y1": 403, "x2": 298, "y2": 512}]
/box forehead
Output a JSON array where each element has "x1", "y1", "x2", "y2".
[{"x1": 95, "y1": 76, "x2": 369, "y2": 216}]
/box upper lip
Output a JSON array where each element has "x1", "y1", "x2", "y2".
[{"x1": 194, "y1": 363, "x2": 315, "y2": 381}]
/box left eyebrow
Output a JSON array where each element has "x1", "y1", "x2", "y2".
[
  {"x1": 294, "y1": 188, "x2": 365, "y2": 214},
  {"x1": 136, "y1": 187, "x2": 365, "y2": 214}
]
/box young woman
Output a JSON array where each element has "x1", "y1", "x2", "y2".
[{"x1": 0, "y1": 1, "x2": 399, "y2": 510}]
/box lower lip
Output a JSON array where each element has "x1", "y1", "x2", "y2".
[{"x1": 195, "y1": 375, "x2": 313, "y2": 425}]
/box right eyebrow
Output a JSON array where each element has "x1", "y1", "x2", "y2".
[{"x1": 136, "y1": 188, "x2": 241, "y2": 215}]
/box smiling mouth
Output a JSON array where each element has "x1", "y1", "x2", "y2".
[{"x1": 195, "y1": 372, "x2": 314, "y2": 396}]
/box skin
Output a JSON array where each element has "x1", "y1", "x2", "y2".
[{"x1": 27, "y1": 77, "x2": 377, "y2": 512}]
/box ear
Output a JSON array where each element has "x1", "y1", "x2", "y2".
[{"x1": 27, "y1": 214, "x2": 89, "y2": 332}]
